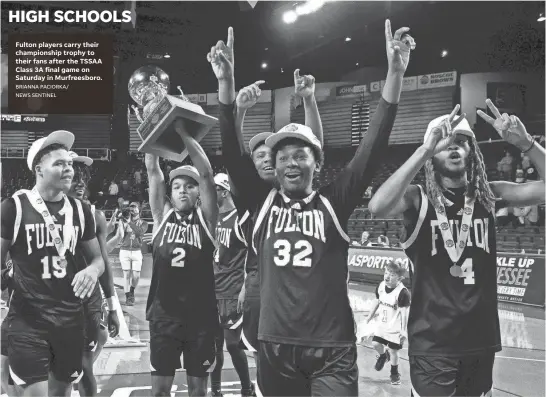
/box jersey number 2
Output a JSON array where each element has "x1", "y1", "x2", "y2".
[
  {"x1": 273, "y1": 239, "x2": 313, "y2": 267},
  {"x1": 458, "y1": 258, "x2": 475, "y2": 285},
  {"x1": 171, "y1": 248, "x2": 186, "y2": 267},
  {"x1": 41, "y1": 256, "x2": 66, "y2": 279}
]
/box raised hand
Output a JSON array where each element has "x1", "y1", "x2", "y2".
[
  {"x1": 423, "y1": 105, "x2": 467, "y2": 155},
  {"x1": 294, "y1": 69, "x2": 315, "y2": 98},
  {"x1": 236, "y1": 80, "x2": 265, "y2": 109},
  {"x1": 477, "y1": 99, "x2": 532, "y2": 150},
  {"x1": 207, "y1": 27, "x2": 235, "y2": 81},
  {"x1": 385, "y1": 19, "x2": 416, "y2": 74}
]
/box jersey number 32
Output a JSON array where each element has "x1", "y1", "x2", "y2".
[{"x1": 273, "y1": 239, "x2": 313, "y2": 267}]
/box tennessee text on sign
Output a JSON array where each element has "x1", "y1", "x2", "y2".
[{"x1": 347, "y1": 247, "x2": 544, "y2": 307}]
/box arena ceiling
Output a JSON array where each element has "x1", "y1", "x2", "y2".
[{"x1": 2, "y1": 1, "x2": 545, "y2": 95}]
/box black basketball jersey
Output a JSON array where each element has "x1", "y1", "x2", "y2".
[
  {"x1": 240, "y1": 212, "x2": 259, "y2": 299},
  {"x1": 146, "y1": 207, "x2": 217, "y2": 330},
  {"x1": 0, "y1": 191, "x2": 95, "y2": 328},
  {"x1": 82, "y1": 204, "x2": 102, "y2": 312},
  {"x1": 402, "y1": 185, "x2": 501, "y2": 357},
  {"x1": 252, "y1": 189, "x2": 355, "y2": 347},
  {"x1": 214, "y1": 209, "x2": 246, "y2": 299}
]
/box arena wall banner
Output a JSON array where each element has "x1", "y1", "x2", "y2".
[{"x1": 347, "y1": 247, "x2": 545, "y2": 307}]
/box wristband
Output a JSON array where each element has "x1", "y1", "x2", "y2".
[
  {"x1": 522, "y1": 137, "x2": 535, "y2": 154},
  {"x1": 106, "y1": 295, "x2": 119, "y2": 311}
]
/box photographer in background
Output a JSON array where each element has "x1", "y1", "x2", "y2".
[{"x1": 109, "y1": 201, "x2": 148, "y2": 306}]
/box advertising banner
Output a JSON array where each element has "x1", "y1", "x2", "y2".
[
  {"x1": 336, "y1": 84, "x2": 367, "y2": 97},
  {"x1": 348, "y1": 247, "x2": 544, "y2": 307},
  {"x1": 417, "y1": 71, "x2": 457, "y2": 89}
]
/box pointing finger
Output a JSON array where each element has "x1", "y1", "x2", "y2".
[
  {"x1": 385, "y1": 19, "x2": 393, "y2": 41},
  {"x1": 294, "y1": 69, "x2": 301, "y2": 80},
  {"x1": 477, "y1": 109, "x2": 495, "y2": 125},
  {"x1": 254, "y1": 80, "x2": 266, "y2": 87},
  {"x1": 485, "y1": 99, "x2": 502, "y2": 120},
  {"x1": 226, "y1": 27, "x2": 234, "y2": 49},
  {"x1": 393, "y1": 27, "x2": 410, "y2": 41}
]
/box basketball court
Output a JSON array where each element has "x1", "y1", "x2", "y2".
[{"x1": 2, "y1": 253, "x2": 544, "y2": 397}]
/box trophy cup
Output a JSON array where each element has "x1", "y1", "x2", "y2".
[{"x1": 128, "y1": 65, "x2": 217, "y2": 162}]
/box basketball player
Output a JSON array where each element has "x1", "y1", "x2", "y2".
[
  {"x1": 214, "y1": 20, "x2": 415, "y2": 396},
  {"x1": 117, "y1": 201, "x2": 148, "y2": 306},
  {"x1": 0, "y1": 130, "x2": 104, "y2": 396},
  {"x1": 1, "y1": 255, "x2": 17, "y2": 397},
  {"x1": 68, "y1": 151, "x2": 120, "y2": 396},
  {"x1": 210, "y1": 173, "x2": 255, "y2": 397},
  {"x1": 145, "y1": 121, "x2": 219, "y2": 397},
  {"x1": 366, "y1": 261, "x2": 410, "y2": 385},
  {"x1": 209, "y1": 27, "x2": 324, "y2": 377},
  {"x1": 368, "y1": 100, "x2": 545, "y2": 396}
]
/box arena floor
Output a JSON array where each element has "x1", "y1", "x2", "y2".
[{"x1": 1, "y1": 254, "x2": 544, "y2": 397}]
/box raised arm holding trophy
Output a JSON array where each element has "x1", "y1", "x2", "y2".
[{"x1": 128, "y1": 65, "x2": 217, "y2": 162}]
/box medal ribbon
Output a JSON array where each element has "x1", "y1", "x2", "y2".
[
  {"x1": 27, "y1": 187, "x2": 73, "y2": 261},
  {"x1": 433, "y1": 195, "x2": 475, "y2": 264}
]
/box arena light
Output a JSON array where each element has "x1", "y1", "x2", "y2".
[
  {"x1": 295, "y1": 0, "x2": 326, "y2": 16},
  {"x1": 345, "y1": 37, "x2": 352, "y2": 42},
  {"x1": 261, "y1": 62, "x2": 268, "y2": 69},
  {"x1": 164, "y1": 54, "x2": 171, "y2": 58},
  {"x1": 283, "y1": 10, "x2": 298, "y2": 24},
  {"x1": 441, "y1": 50, "x2": 448, "y2": 58},
  {"x1": 538, "y1": 13, "x2": 545, "y2": 22}
]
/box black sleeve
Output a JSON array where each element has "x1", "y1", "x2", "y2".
[
  {"x1": 220, "y1": 102, "x2": 271, "y2": 213},
  {"x1": 81, "y1": 202, "x2": 96, "y2": 241},
  {"x1": 320, "y1": 98, "x2": 398, "y2": 223},
  {"x1": 375, "y1": 285, "x2": 379, "y2": 299},
  {"x1": 398, "y1": 288, "x2": 411, "y2": 307},
  {"x1": 1, "y1": 198, "x2": 16, "y2": 241}
]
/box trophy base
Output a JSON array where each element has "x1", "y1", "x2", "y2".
[{"x1": 137, "y1": 95, "x2": 217, "y2": 162}]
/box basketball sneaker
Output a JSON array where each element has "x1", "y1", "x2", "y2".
[{"x1": 374, "y1": 350, "x2": 390, "y2": 371}]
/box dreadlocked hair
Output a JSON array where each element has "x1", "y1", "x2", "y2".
[{"x1": 424, "y1": 136, "x2": 497, "y2": 213}]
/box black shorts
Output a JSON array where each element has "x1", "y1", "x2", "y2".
[
  {"x1": 149, "y1": 320, "x2": 217, "y2": 378},
  {"x1": 409, "y1": 353, "x2": 495, "y2": 397},
  {"x1": 218, "y1": 299, "x2": 242, "y2": 330},
  {"x1": 7, "y1": 315, "x2": 84, "y2": 386},
  {"x1": 372, "y1": 336, "x2": 403, "y2": 350},
  {"x1": 1, "y1": 317, "x2": 8, "y2": 356},
  {"x1": 84, "y1": 309, "x2": 106, "y2": 352},
  {"x1": 258, "y1": 341, "x2": 358, "y2": 397},
  {"x1": 239, "y1": 297, "x2": 259, "y2": 352}
]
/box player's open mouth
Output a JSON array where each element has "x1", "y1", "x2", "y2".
[
  {"x1": 449, "y1": 152, "x2": 461, "y2": 160},
  {"x1": 263, "y1": 166, "x2": 273, "y2": 172},
  {"x1": 76, "y1": 188, "x2": 84, "y2": 195},
  {"x1": 285, "y1": 173, "x2": 301, "y2": 181}
]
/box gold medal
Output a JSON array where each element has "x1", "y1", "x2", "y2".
[
  {"x1": 450, "y1": 265, "x2": 462, "y2": 277},
  {"x1": 59, "y1": 257, "x2": 68, "y2": 269}
]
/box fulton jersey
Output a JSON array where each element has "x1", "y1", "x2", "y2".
[
  {"x1": 83, "y1": 205, "x2": 102, "y2": 312},
  {"x1": 374, "y1": 281, "x2": 410, "y2": 344},
  {"x1": 146, "y1": 207, "x2": 217, "y2": 330},
  {"x1": 401, "y1": 185, "x2": 501, "y2": 357},
  {"x1": 0, "y1": 191, "x2": 95, "y2": 327},
  {"x1": 252, "y1": 189, "x2": 355, "y2": 347},
  {"x1": 214, "y1": 209, "x2": 247, "y2": 299}
]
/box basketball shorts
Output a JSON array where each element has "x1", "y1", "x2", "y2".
[
  {"x1": 1, "y1": 317, "x2": 8, "y2": 356},
  {"x1": 84, "y1": 308, "x2": 106, "y2": 352},
  {"x1": 218, "y1": 299, "x2": 243, "y2": 330},
  {"x1": 258, "y1": 341, "x2": 358, "y2": 397},
  {"x1": 372, "y1": 336, "x2": 403, "y2": 350},
  {"x1": 7, "y1": 314, "x2": 84, "y2": 385},
  {"x1": 239, "y1": 296, "x2": 259, "y2": 352},
  {"x1": 149, "y1": 320, "x2": 217, "y2": 378},
  {"x1": 409, "y1": 353, "x2": 495, "y2": 397},
  {"x1": 119, "y1": 249, "x2": 143, "y2": 272}
]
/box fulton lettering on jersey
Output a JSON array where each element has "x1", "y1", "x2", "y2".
[
  {"x1": 24, "y1": 223, "x2": 80, "y2": 255},
  {"x1": 430, "y1": 218, "x2": 490, "y2": 256},
  {"x1": 265, "y1": 206, "x2": 326, "y2": 242},
  {"x1": 158, "y1": 221, "x2": 202, "y2": 249},
  {"x1": 216, "y1": 227, "x2": 232, "y2": 248}
]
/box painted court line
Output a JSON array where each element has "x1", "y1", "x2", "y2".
[{"x1": 495, "y1": 355, "x2": 545, "y2": 363}]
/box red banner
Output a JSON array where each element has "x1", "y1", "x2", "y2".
[{"x1": 347, "y1": 247, "x2": 545, "y2": 307}]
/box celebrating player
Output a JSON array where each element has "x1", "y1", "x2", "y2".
[
  {"x1": 67, "y1": 151, "x2": 120, "y2": 396},
  {"x1": 144, "y1": 121, "x2": 219, "y2": 397},
  {"x1": 0, "y1": 130, "x2": 104, "y2": 396},
  {"x1": 365, "y1": 261, "x2": 410, "y2": 385},
  {"x1": 368, "y1": 100, "x2": 545, "y2": 396},
  {"x1": 214, "y1": 20, "x2": 414, "y2": 396},
  {"x1": 209, "y1": 28, "x2": 324, "y2": 383},
  {"x1": 210, "y1": 173, "x2": 255, "y2": 397}
]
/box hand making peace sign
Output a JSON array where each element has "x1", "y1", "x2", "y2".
[
  {"x1": 207, "y1": 27, "x2": 235, "y2": 81},
  {"x1": 477, "y1": 99, "x2": 533, "y2": 150},
  {"x1": 423, "y1": 104, "x2": 467, "y2": 155}
]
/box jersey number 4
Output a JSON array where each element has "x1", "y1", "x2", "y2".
[
  {"x1": 457, "y1": 258, "x2": 475, "y2": 285},
  {"x1": 171, "y1": 248, "x2": 186, "y2": 267},
  {"x1": 273, "y1": 239, "x2": 313, "y2": 267},
  {"x1": 41, "y1": 256, "x2": 67, "y2": 279}
]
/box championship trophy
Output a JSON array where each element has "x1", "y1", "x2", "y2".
[{"x1": 128, "y1": 65, "x2": 217, "y2": 162}]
